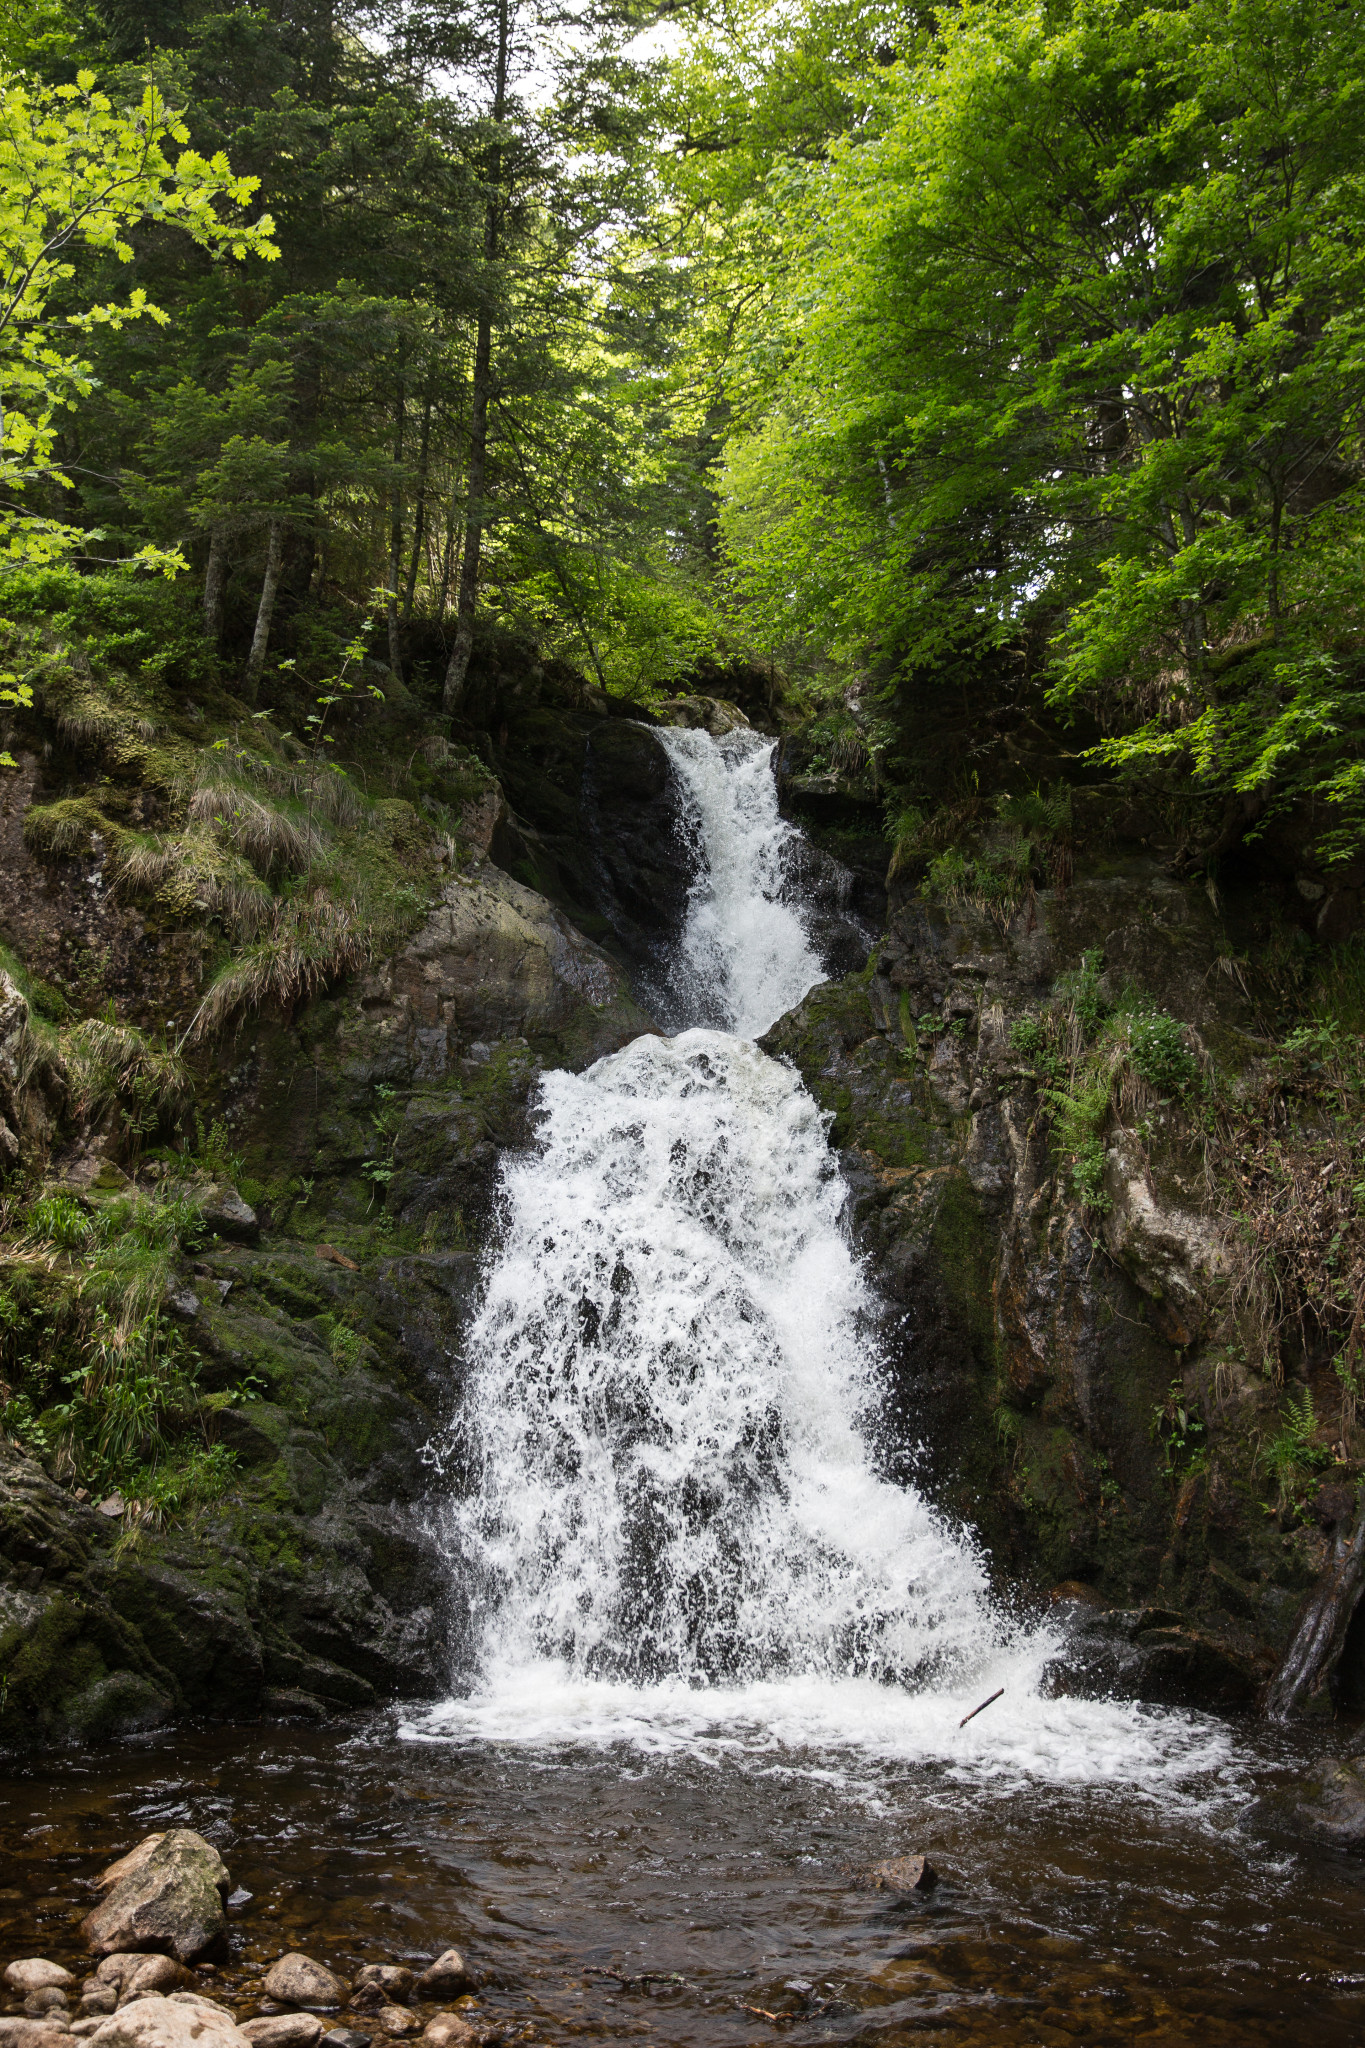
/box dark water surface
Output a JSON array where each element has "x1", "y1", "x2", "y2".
[{"x1": 1, "y1": 1712, "x2": 1363, "y2": 2046}]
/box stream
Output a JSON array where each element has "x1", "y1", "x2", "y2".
[{"x1": 2, "y1": 729, "x2": 1363, "y2": 2043}]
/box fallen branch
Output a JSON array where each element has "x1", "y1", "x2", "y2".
[{"x1": 959, "y1": 1686, "x2": 1004, "y2": 1728}]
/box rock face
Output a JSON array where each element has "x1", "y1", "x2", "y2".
[
  {"x1": 762, "y1": 857, "x2": 1329, "y2": 1700},
  {"x1": 81, "y1": 1831, "x2": 230, "y2": 1963},
  {"x1": 260, "y1": 1959, "x2": 346, "y2": 2011}
]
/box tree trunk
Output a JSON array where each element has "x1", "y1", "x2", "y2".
[
  {"x1": 443, "y1": 0, "x2": 509, "y2": 715},
  {"x1": 1264, "y1": 1495, "x2": 1365, "y2": 1719},
  {"x1": 403, "y1": 388, "x2": 434, "y2": 625},
  {"x1": 203, "y1": 524, "x2": 229, "y2": 643},
  {"x1": 245, "y1": 520, "x2": 285, "y2": 701},
  {"x1": 386, "y1": 354, "x2": 406, "y2": 682}
]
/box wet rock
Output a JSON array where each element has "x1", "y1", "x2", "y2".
[
  {"x1": 80, "y1": 1993, "x2": 116, "y2": 2022},
  {"x1": 5, "y1": 1971, "x2": 76, "y2": 1997},
  {"x1": 238, "y1": 2019, "x2": 322, "y2": 2048},
  {"x1": 259, "y1": 1689, "x2": 328, "y2": 1723},
  {"x1": 321, "y1": 2034, "x2": 372, "y2": 2048},
  {"x1": 352, "y1": 1972, "x2": 413, "y2": 2007},
  {"x1": 92, "y1": 1840, "x2": 169, "y2": 1897},
  {"x1": 371, "y1": 2013, "x2": 415, "y2": 2039},
  {"x1": 1101, "y1": 1130, "x2": 1224, "y2": 1346},
  {"x1": 1247, "y1": 1755, "x2": 1365, "y2": 1852},
  {"x1": 1050, "y1": 1602, "x2": 1263, "y2": 1708},
  {"x1": 418, "y1": 2021, "x2": 477, "y2": 2048},
  {"x1": 116, "y1": 1963, "x2": 195, "y2": 2006},
  {"x1": 260, "y1": 1961, "x2": 346, "y2": 2013},
  {"x1": 196, "y1": 1185, "x2": 259, "y2": 1244},
  {"x1": 0, "y1": 2024, "x2": 69, "y2": 2048},
  {"x1": 371, "y1": 864, "x2": 653, "y2": 1069},
  {"x1": 867, "y1": 1855, "x2": 938, "y2": 1894},
  {"x1": 85, "y1": 1995, "x2": 251, "y2": 2048},
  {"x1": 413, "y1": 1957, "x2": 470, "y2": 2003},
  {"x1": 24, "y1": 1996, "x2": 68, "y2": 2020},
  {"x1": 81, "y1": 1832, "x2": 231, "y2": 1963}
]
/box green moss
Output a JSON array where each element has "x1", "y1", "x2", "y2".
[{"x1": 930, "y1": 1172, "x2": 998, "y2": 1363}]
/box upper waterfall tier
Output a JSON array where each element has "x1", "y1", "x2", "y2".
[{"x1": 656, "y1": 727, "x2": 828, "y2": 1039}]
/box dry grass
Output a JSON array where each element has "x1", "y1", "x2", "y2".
[
  {"x1": 185, "y1": 896, "x2": 374, "y2": 1042},
  {"x1": 187, "y1": 783, "x2": 320, "y2": 876},
  {"x1": 64, "y1": 1019, "x2": 193, "y2": 1123}
]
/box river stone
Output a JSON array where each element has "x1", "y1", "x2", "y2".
[
  {"x1": 6, "y1": 1970, "x2": 76, "y2": 1996},
  {"x1": 23, "y1": 1996, "x2": 67, "y2": 2019},
  {"x1": 82, "y1": 1832, "x2": 231, "y2": 1963},
  {"x1": 0, "y1": 2025, "x2": 69, "y2": 2048},
  {"x1": 353, "y1": 1973, "x2": 413, "y2": 2006},
  {"x1": 868, "y1": 1854, "x2": 938, "y2": 1894},
  {"x1": 259, "y1": 1961, "x2": 346, "y2": 2012},
  {"x1": 79, "y1": 1995, "x2": 116, "y2": 2021},
  {"x1": 116, "y1": 1963, "x2": 195, "y2": 2006},
  {"x1": 370, "y1": 2014, "x2": 414, "y2": 2040},
  {"x1": 237, "y1": 2018, "x2": 322, "y2": 2048},
  {"x1": 413, "y1": 1957, "x2": 470, "y2": 2002},
  {"x1": 418, "y1": 2022, "x2": 477, "y2": 2048},
  {"x1": 86, "y1": 1996, "x2": 251, "y2": 2048}
]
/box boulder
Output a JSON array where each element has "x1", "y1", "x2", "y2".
[
  {"x1": 373, "y1": 865, "x2": 652, "y2": 1071},
  {"x1": 81, "y1": 1832, "x2": 231, "y2": 1963},
  {"x1": 1247, "y1": 1755, "x2": 1365, "y2": 1851},
  {"x1": 5, "y1": 1970, "x2": 76, "y2": 1996},
  {"x1": 259, "y1": 1961, "x2": 346, "y2": 2013},
  {"x1": 413, "y1": 1958, "x2": 469, "y2": 2003},
  {"x1": 86, "y1": 1996, "x2": 250, "y2": 2048},
  {"x1": 196, "y1": 1185, "x2": 259, "y2": 1245},
  {"x1": 238, "y1": 2020, "x2": 322, "y2": 2048}
]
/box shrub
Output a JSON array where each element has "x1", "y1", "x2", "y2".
[{"x1": 1128, "y1": 1012, "x2": 1197, "y2": 1098}]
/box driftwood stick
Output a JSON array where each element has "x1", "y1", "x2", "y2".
[{"x1": 959, "y1": 1686, "x2": 1004, "y2": 1728}]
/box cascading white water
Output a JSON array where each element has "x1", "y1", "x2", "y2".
[
  {"x1": 658, "y1": 727, "x2": 826, "y2": 1036},
  {"x1": 416, "y1": 729, "x2": 1228, "y2": 1788},
  {"x1": 444, "y1": 1029, "x2": 1003, "y2": 1695}
]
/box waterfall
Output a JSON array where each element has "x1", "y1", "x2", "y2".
[
  {"x1": 417, "y1": 728, "x2": 1228, "y2": 1787},
  {"x1": 654, "y1": 727, "x2": 827, "y2": 1036}
]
